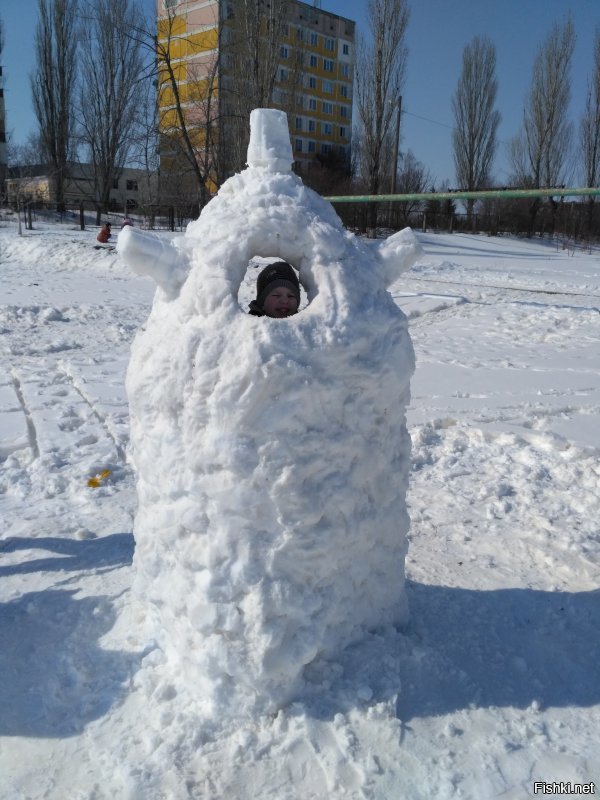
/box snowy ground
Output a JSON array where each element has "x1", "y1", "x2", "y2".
[{"x1": 1, "y1": 219, "x2": 598, "y2": 799}]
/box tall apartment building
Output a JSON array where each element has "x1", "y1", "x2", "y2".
[{"x1": 156, "y1": 0, "x2": 355, "y2": 196}]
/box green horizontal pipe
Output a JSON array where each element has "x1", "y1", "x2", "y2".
[{"x1": 324, "y1": 187, "x2": 600, "y2": 203}]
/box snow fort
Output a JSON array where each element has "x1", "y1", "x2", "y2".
[{"x1": 120, "y1": 109, "x2": 421, "y2": 714}]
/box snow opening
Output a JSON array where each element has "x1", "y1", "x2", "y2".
[{"x1": 238, "y1": 256, "x2": 308, "y2": 315}]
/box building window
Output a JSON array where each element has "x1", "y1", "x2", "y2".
[
  {"x1": 322, "y1": 101, "x2": 333, "y2": 115},
  {"x1": 341, "y1": 64, "x2": 350, "y2": 77},
  {"x1": 323, "y1": 122, "x2": 332, "y2": 135},
  {"x1": 310, "y1": 32, "x2": 318, "y2": 46},
  {"x1": 325, "y1": 37, "x2": 335, "y2": 51},
  {"x1": 309, "y1": 55, "x2": 318, "y2": 68},
  {"x1": 295, "y1": 139, "x2": 303, "y2": 152},
  {"x1": 340, "y1": 105, "x2": 349, "y2": 118},
  {"x1": 321, "y1": 143, "x2": 332, "y2": 155},
  {"x1": 295, "y1": 117, "x2": 302, "y2": 130},
  {"x1": 342, "y1": 43, "x2": 350, "y2": 55},
  {"x1": 322, "y1": 79, "x2": 334, "y2": 94},
  {"x1": 308, "y1": 141, "x2": 316, "y2": 153},
  {"x1": 296, "y1": 27, "x2": 304, "y2": 41},
  {"x1": 308, "y1": 119, "x2": 316, "y2": 132},
  {"x1": 308, "y1": 97, "x2": 317, "y2": 110},
  {"x1": 279, "y1": 68, "x2": 288, "y2": 82},
  {"x1": 340, "y1": 126, "x2": 346, "y2": 138},
  {"x1": 323, "y1": 59, "x2": 334, "y2": 72},
  {"x1": 126, "y1": 179, "x2": 138, "y2": 191},
  {"x1": 308, "y1": 76, "x2": 317, "y2": 89},
  {"x1": 296, "y1": 95, "x2": 304, "y2": 108},
  {"x1": 165, "y1": 0, "x2": 178, "y2": 7},
  {"x1": 280, "y1": 46, "x2": 288, "y2": 59},
  {"x1": 340, "y1": 85, "x2": 348, "y2": 98}
]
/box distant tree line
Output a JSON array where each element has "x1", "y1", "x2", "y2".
[
  {"x1": 3, "y1": 1, "x2": 600, "y2": 238},
  {"x1": 7, "y1": 0, "x2": 156, "y2": 222},
  {"x1": 354, "y1": 7, "x2": 600, "y2": 239}
]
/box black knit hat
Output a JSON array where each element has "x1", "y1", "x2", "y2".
[{"x1": 255, "y1": 262, "x2": 300, "y2": 309}]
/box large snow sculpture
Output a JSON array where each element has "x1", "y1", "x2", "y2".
[{"x1": 120, "y1": 109, "x2": 422, "y2": 714}]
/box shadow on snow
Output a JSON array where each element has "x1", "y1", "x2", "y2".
[
  {"x1": 0, "y1": 532, "x2": 135, "y2": 577},
  {"x1": 0, "y1": 587, "x2": 144, "y2": 738},
  {"x1": 1, "y1": 532, "x2": 598, "y2": 732},
  {"x1": 0, "y1": 533, "x2": 142, "y2": 737},
  {"x1": 396, "y1": 580, "x2": 600, "y2": 720},
  {"x1": 301, "y1": 580, "x2": 600, "y2": 723}
]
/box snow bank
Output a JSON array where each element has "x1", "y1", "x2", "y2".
[{"x1": 123, "y1": 109, "x2": 421, "y2": 715}]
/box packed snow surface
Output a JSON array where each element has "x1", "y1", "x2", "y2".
[
  {"x1": 120, "y1": 109, "x2": 420, "y2": 715},
  {"x1": 0, "y1": 213, "x2": 599, "y2": 798}
]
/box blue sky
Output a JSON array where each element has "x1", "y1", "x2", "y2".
[{"x1": 2, "y1": 0, "x2": 599, "y2": 186}]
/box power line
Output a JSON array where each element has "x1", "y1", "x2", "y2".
[
  {"x1": 402, "y1": 109, "x2": 453, "y2": 131},
  {"x1": 400, "y1": 107, "x2": 516, "y2": 165}
]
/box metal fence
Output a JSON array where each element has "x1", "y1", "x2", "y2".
[
  {"x1": 327, "y1": 186, "x2": 600, "y2": 242},
  {"x1": 331, "y1": 203, "x2": 600, "y2": 241},
  {"x1": 1, "y1": 201, "x2": 200, "y2": 233},
  {"x1": 4, "y1": 188, "x2": 600, "y2": 243}
]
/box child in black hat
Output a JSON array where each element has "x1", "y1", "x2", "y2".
[{"x1": 249, "y1": 262, "x2": 301, "y2": 318}]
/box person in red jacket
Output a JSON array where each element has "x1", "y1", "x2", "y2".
[{"x1": 97, "y1": 222, "x2": 112, "y2": 243}]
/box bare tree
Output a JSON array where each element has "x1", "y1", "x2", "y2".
[
  {"x1": 0, "y1": 19, "x2": 7, "y2": 200},
  {"x1": 395, "y1": 149, "x2": 431, "y2": 226},
  {"x1": 221, "y1": 0, "x2": 292, "y2": 176},
  {"x1": 354, "y1": 0, "x2": 409, "y2": 235},
  {"x1": 77, "y1": 0, "x2": 147, "y2": 222},
  {"x1": 452, "y1": 36, "x2": 501, "y2": 218},
  {"x1": 510, "y1": 16, "x2": 575, "y2": 234},
  {"x1": 31, "y1": 0, "x2": 79, "y2": 211},
  {"x1": 232, "y1": 0, "x2": 289, "y2": 108},
  {"x1": 131, "y1": 1, "x2": 298, "y2": 207},
  {"x1": 5, "y1": 131, "x2": 51, "y2": 230},
  {"x1": 152, "y1": 5, "x2": 221, "y2": 209},
  {"x1": 6, "y1": 133, "x2": 46, "y2": 169},
  {"x1": 125, "y1": 67, "x2": 160, "y2": 224},
  {"x1": 580, "y1": 30, "x2": 600, "y2": 234}
]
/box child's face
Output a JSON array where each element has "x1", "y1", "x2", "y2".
[{"x1": 262, "y1": 287, "x2": 299, "y2": 318}]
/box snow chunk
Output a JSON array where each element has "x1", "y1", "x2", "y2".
[{"x1": 246, "y1": 108, "x2": 293, "y2": 173}]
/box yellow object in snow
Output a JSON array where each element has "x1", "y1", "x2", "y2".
[{"x1": 87, "y1": 469, "x2": 111, "y2": 488}]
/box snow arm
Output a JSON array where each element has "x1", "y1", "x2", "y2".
[
  {"x1": 116, "y1": 226, "x2": 191, "y2": 299},
  {"x1": 375, "y1": 227, "x2": 423, "y2": 288}
]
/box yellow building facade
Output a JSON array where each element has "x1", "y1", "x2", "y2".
[{"x1": 156, "y1": 0, "x2": 355, "y2": 190}]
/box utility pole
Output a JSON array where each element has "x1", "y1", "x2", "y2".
[{"x1": 391, "y1": 95, "x2": 402, "y2": 194}]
